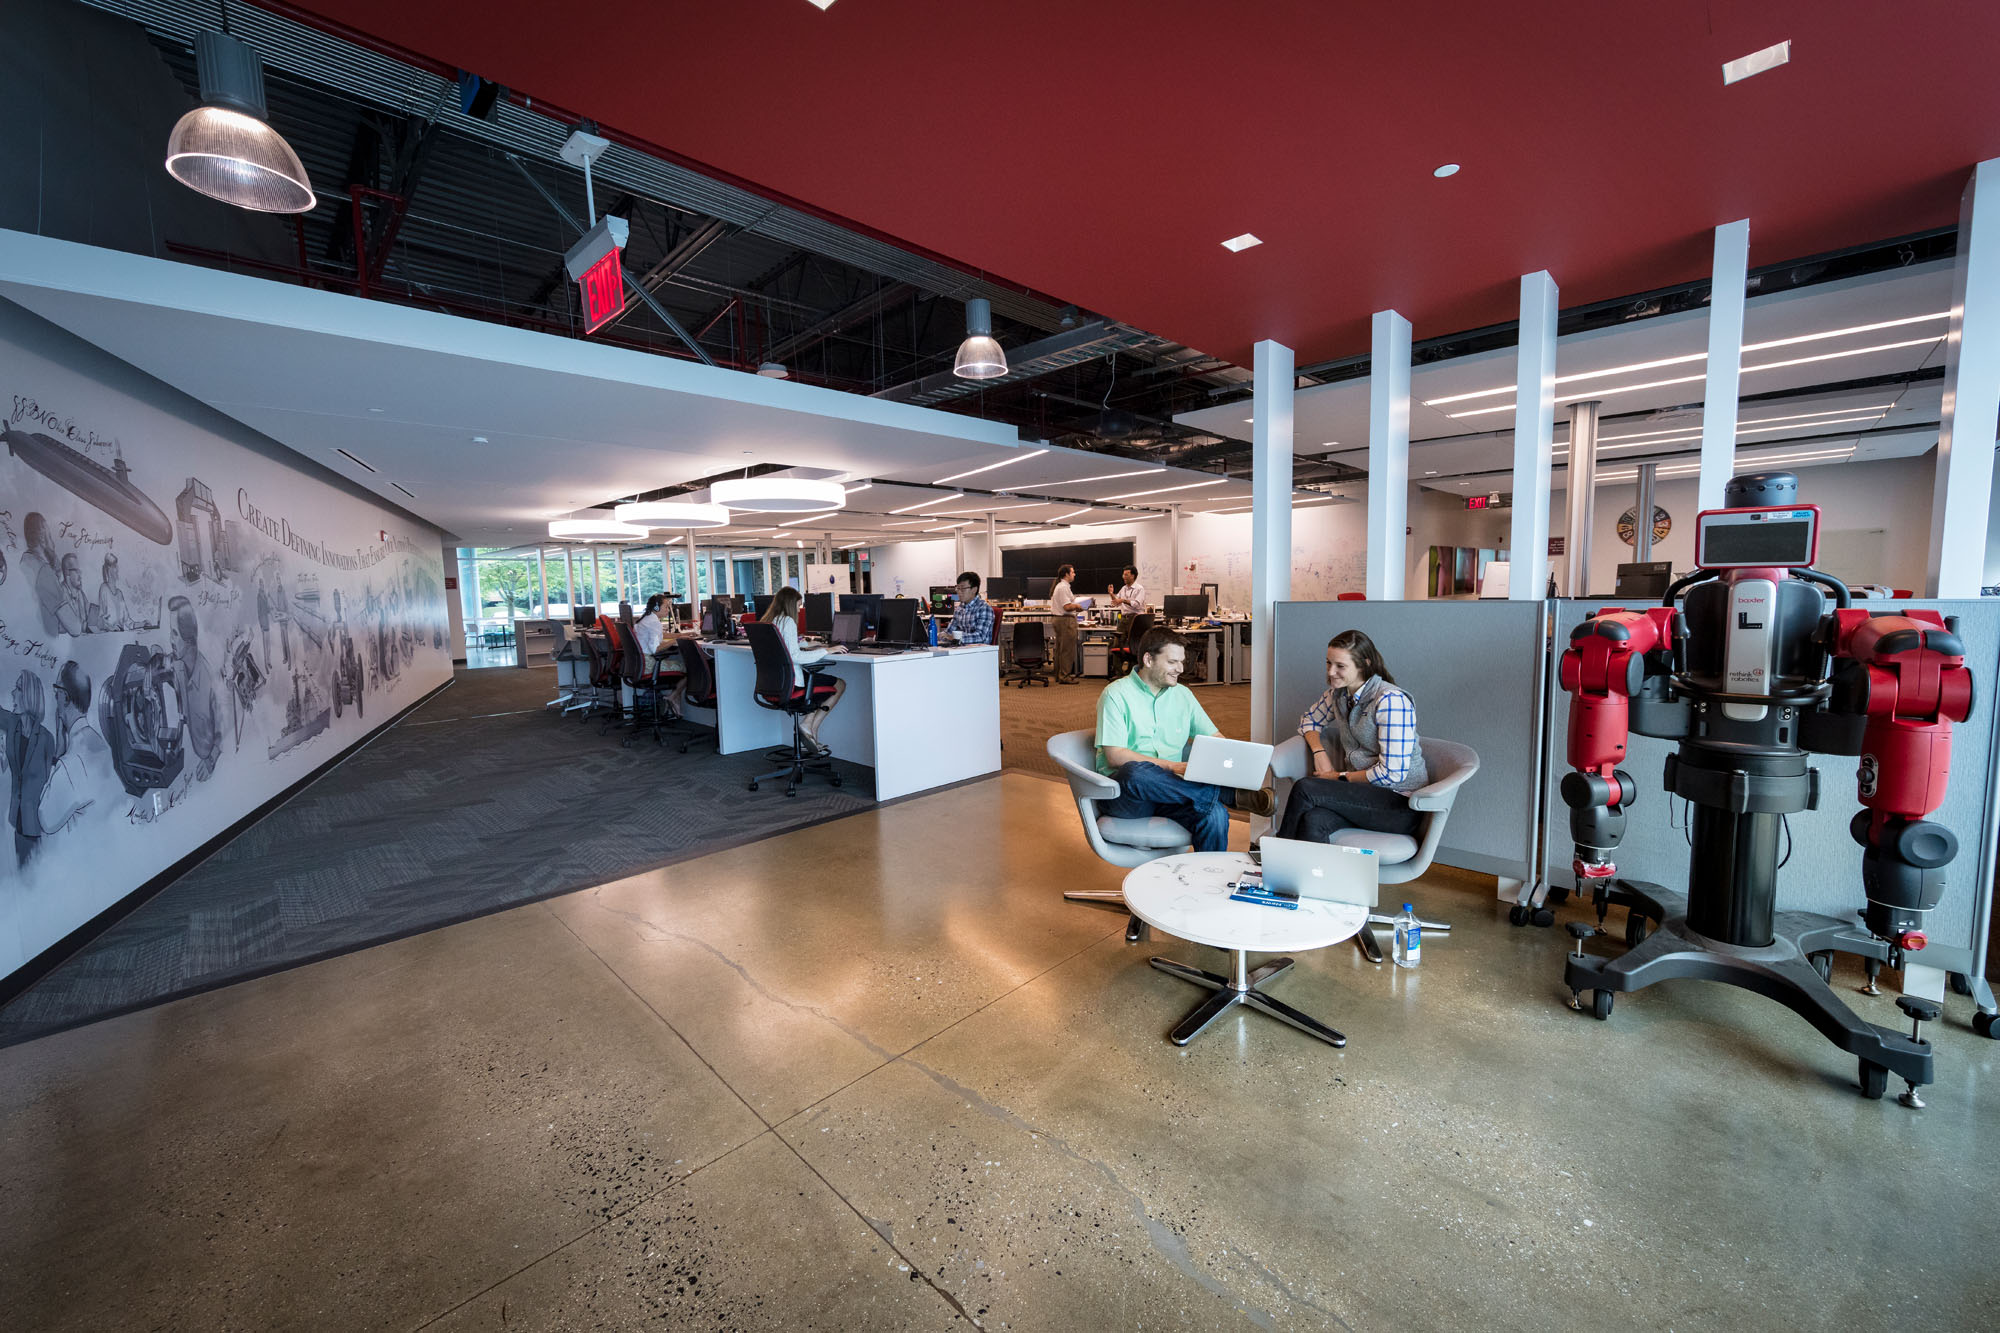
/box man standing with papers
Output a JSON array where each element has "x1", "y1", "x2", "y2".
[
  {"x1": 1094, "y1": 627, "x2": 1270, "y2": 852},
  {"x1": 1048, "y1": 562, "x2": 1082, "y2": 683}
]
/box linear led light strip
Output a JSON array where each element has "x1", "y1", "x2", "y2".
[
  {"x1": 921, "y1": 501, "x2": 1052, "y2": 517},
  {"x1": 1555, "y1": 411, "x2": 1890, "y2": 457},
  {"x1": 1448, "y1": 335, "x2": 1942, "y2": 420},
  {"x1": 1057, "y1": 466, "x2": 1167, "y2": 484},
  {"x1": 934, "y1": 449, "x2": 1047, "y2": 485},
  {"x1": 1094, "y1": 478, "x2": 1228, "y2": 501},
  {"x1": 1581, "y1": 403, "x2": 1896, "y2": 446},
  {"x1": 1424, "y1": 312, "x2": 1949, "y2": 410},
  {"x1": 1595, "y1": 446, "x2": 1856, "y2": 482},
  {"x1": 1074, "y1": 512, "x2": 1171, "y2": 527},
  {"x1": 1200, "y1": 496, "x2": 1345, "y2": 515},
  {"x1": 888, "y1": 493, "x2": 961, "y2": 514}
]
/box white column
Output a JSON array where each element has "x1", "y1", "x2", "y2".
[
  {"x1": 1169, "y1": 504, "x2": 1182, "y2": 591},
  {"x1": 1367, "y1": 310, "x2": 1411, "y2": 600},
  {"x1": 614, "y1": 547, "x2": 626, "y2": 603},
  {"x1": 986, "y1": 513, "x2": 999, "y2": 581},
  {"x1": 1250, "y1": 339, "x2": 1294, "y2": 747},
  {"x1": 953, "y1": 528, "x2": 965, "y2": 579},
  {"x1": 1928, "y1": 158, "x2": 2000, "y2": 597},
  {"x1": 1634, "y1": 463, "x2": 1659, "y2": 563},
  {"x1": 1700, "y1": 219, "x2": 1750, "y2": 512},
  {"x1": 1562, "y1": 402, "x2": 1602, "y2": 596},
  {"x1": 535, "y1": 548, "x2": 548, "y2": 616},
  {"x1": 563, "y1": 547, "x2": 576, "y2": 611},
  {"x1": 1510, "y1": 271, "x2": 1558, "y2": 600}
]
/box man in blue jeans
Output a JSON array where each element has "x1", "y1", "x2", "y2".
[{"x1": 1095, "y1": 627, "x2": 1271, "y2": 852}]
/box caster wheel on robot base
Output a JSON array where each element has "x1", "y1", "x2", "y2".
[
  {"x1": 1949, "y1": 972, "x2": 1974, "y2": 997},
  {"x1": 748, "y1": 781, "x2": 759, "y2": 792},
  {"x1": 1858, "y1": 1061, "x2": 1888, "y2": 1100},
  {"x1": 1625, "y1": 914, "x2": 1650, "y2": 948},
  {"x1": 1974, "y1": 1011, "x2": 2000, "y2": 1040},
  {"x1": 1590, "y1": 990, "x2": 1613, "y2": 1021},
  {"x1": 1508, "y1": 903, "x2": 1531, "y2": 926},
  {"x1": 1809, "y1": 951, "x2": 1833, "y2": 983},
  {"x1": 1531, "y1": 908, "x2": 1556, "y2": 929}
]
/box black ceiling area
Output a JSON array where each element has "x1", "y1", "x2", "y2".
[{"x1": 58, "y1": 0, "x2": 1382, "y2": 490}]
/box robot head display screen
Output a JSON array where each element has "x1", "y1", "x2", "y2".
[{"x1": 1694, "y1": 505, "x2": 1819, "y2": 570}]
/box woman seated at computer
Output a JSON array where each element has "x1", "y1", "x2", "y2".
[
  {"x1": 633, "y1": 594, "x2": 668, "y2": 656},
  {"x1": 760, "y1": 587, "x2": 844, "y2": 754},
  {"x1": 1274, "y1": 629, "x2": 1429, "y2": 843}
]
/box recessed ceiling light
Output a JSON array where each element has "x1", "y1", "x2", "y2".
[
  {"x1": 807, "y1": 0, "x2": 836, "y2": 10},
  {"x1": 471, "y1": 435, "x2": 488, "y2": 443},
  {"x1": 367, "y1": 406, "x2": 384, "y2": 413},
  {"x1": 935, "y1": 449, "x2": 1047, "y2": 485},
  {"x1": 1221, "y1": 233, "x2": 1263, "y2": 253},
  {"x1": 1096, "y1": 479, "x2": 1228, "y2": 501},
  {"x1": 1723, "y1": 39, "x2": 1790, "y2": 86},
  {"x1": 890, "y1": 494, "x2": 960, "y2": 514},
  {"x1": 1433, "y1": 163, "x2": 1460, "y2": 178},
  {"x1": 1425, "y1": 470, "x2": 1438, "y2": 476},
  {"x1": 1321, "y1": 441, "x2": 1340, "y2": 448}
]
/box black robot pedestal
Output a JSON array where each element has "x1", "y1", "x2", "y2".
[{"x1": 1564, "y1": 879, "x2": 1933, "y2": 1096}]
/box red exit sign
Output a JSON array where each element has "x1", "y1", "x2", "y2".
[
  {"x1": 1466, "y1": 491, "x2": 1512, "y2": 511},
  {"x1": 1466, "y1": 495, "x2": 1490, "y2": 509},
  {"x1": 578, "y1": 249, "x2": 624, "y2": 333}
]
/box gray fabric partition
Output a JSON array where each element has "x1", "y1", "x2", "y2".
[
  {"x1": 1272, "y1": 600, "x2": 1548, "y2": 881},
  {"x1": 1541, "y1": 599, "x2": 2000, "y2": 977}
]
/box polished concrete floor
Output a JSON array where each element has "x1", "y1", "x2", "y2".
[{"x1": 3, "y1": 773, "x2": 1995, "y2": 1331}]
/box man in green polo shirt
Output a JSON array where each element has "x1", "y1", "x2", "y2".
[{"x1": 1095, "y1": 626, "x2": 1267, "y2": 852}]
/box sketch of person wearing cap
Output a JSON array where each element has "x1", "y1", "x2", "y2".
[
  {"x1": 38, "y1": 660, "x2": 115, "y2": 835},
  {"x1": 0, "y1": 668, "x2": 57, "y2": 865}
]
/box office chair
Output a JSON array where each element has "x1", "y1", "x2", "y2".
[
  {"x1": 596, "y1": 615, "x2": 639, "y2": 734},
  {"x1": 1046, "y1": 729, "x2": 1192, "y2": 943},
  {"x1": 1007, "y1": 619, "x2": 1052, "y2": 688},
  {"x1": 613, "y1": 614, "x2": 668, "y2": 747},
  {"x1": 1336, "y1": 592, "x2": 1368, "y2": 601},
  {"x1": 744, "y1": 622, "x2": 842, "y2": 797},
  {"x1": 1107, "y1": 613, "x2": 1153, "y2": 679},
  {"x1": 670, "y1": 636, "x2": 719, "y2": 753},
  {"x1": 578, "y1": 621, "x2": 619, "y2": 723},
  {"x1": 1269, "y1": 735, "x2": 1481, "y2": 962}
]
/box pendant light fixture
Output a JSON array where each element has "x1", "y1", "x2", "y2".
[
  {"x1": 951, "y1": 298, "x2": 1008, "y2": 380},
  {"x1": 614, "y1": 500, "x2": 731, "y2": 529},
  {"x1": 710, "y1": 477, "x2": 846, "y2": 513},
  {"x1": 549, "y1": 516, "x2": 647, "y2": 541},
  {"x1": 165, "y1": 27, "x2": 315, "y2": 214}
]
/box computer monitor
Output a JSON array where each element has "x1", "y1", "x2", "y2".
[
  {"x1": 1026, "y1": 576, "x2": 1054, "y2": 602},
  {"x1": 673, "y1": 602, "x2": 693, "y2": 627},
  {"x1": 572, "y1": 605, "x2": 599, "y2": 628},
  {"x1": 985, "y1": 576, "x2": 1024, "y2": 603},
  {"x1": 728, "y1": 593, "x2": 747, "y2": 613},
  {"x1": 839, "y1": 593, "x2": 884, "y2": 633},
  {"x1": 753, "y1": 594, "x2": 775, "y2": 619},
  {"x1": 1164, "y1": 593, "x2": 1210, "y2": 622},
  {"x1": 1614, "y1": 561, "x2": 1674, "y2": 598},
  {"x1": 703, "y1": 597, "x2": 737, "y2": 639},
  {"x1": 876, "y1": 599, "x2": 921, "y2": 645},
  {"x1": 830, "y1": 611, "x2": 864, "y2": 644},
  {"x1": 617, "y1": 601, "x2": 632, "y2": 623},
  {"x1": 803, "y1": 592, "x2": 834, "y2": 634},
  {"x1": 929, "y1": 585, "x2": 958, "y2": 616}
]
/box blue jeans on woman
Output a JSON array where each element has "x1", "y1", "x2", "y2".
[{"x1": 1100, "y1": 760, "x2": 1229, "y2": 853}]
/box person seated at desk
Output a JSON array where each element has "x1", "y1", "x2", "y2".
[
  {"x1": 938, "y1": 571, "x2": 994, "y2": 645},
  {"x1": 761, "y1": 587, "x2": 844, "y2": 754},
  {"x1": 1274, "y1": 629, "x2": 1428, "y2": 843},
  {"x1": 634, "y1": 594, "x2": 668, "y2": 657},
  {"x1": 1094, "y1": 627, "x2": 1271, "y2": 853},
  {"x1": 1106, "y1": 565, "x2": 1147, "y2": 616}
]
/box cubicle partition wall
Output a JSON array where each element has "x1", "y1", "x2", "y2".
[
  {"x1": 1540, "y1": 599, "x2": 2000, "y2": 985},
  {"x1": 1272, "y1": 600, "x2": 1549, "y2": 883}
]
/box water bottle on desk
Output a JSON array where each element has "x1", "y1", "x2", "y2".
[{"x1": 1393, "y1": 903, "x2": 1421, "y2": 968}]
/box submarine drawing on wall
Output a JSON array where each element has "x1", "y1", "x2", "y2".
[{"x1": 3, "y1": 422, "x2": 174, "y2": 544}]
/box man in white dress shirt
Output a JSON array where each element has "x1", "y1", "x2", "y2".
[
  {"x1": 1107, "y1": 565, "x2": 1147, "y2": 616},
  {"x1": 1048, "y1": 563, "x2": 1082, "y2": 684}
]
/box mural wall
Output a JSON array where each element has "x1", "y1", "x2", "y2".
[{"x1": 0, "y1": 296, "x2": 450, "y2": 984}]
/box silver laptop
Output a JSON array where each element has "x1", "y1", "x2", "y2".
[
  {"x1": 1255, "y1": 836, "x2": 1379, "y2": 907},
  {"x1": 1183, "y1": 735, "x2": 1274, "y2": 787}
]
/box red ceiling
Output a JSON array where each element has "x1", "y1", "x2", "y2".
[{"x1": 286, "y1": 0, "x2": 2000, "y2": 367}]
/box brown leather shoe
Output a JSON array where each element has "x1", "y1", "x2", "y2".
[{"x1": 1227, "y1": 785, "x2": 1276, "y2": 817}]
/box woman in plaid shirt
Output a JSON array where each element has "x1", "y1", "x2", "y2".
[{"x1": 1274, "y1": 629, "x2": 1429, "y2": 843}]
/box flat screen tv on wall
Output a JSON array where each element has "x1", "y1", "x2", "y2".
[{"x1": 1001, "y1": 542, "x2": 1134, "y2": 600}]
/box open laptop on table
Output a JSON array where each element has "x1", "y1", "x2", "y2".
[
  {"x1": 1253, "y1": 836, "x2": 1379, "y2": 907},
  {"x1": 828, "y1": 610, "x2": 905, "y2": 656},
  {"x1": 1183, "y1": 735, "x2": 1275, "y2": 788}
]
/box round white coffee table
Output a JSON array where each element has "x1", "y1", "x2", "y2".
[{"x1": 1122, "y1": 851, "x2": 1368, "y2": 1047}]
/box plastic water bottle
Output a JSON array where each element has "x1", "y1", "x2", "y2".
[{"x1": 1393, "y1": 903, "x2": 1421, "y2": 968}]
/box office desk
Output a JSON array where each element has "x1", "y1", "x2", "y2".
[{"x1": 709, "y1": 644, "x2": 1001, "y2": 801}]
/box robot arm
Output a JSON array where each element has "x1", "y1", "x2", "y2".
[
  {"x1": 1821, "y1": 610, "x2": 1974, "y2": 957},
  {"x1": 1558, "y1": 607, "x2": 1681, "y2": 880}
]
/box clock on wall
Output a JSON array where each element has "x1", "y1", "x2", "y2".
[{"x1": 1617, "y1": 504, "x2": 1672, "y2": 547}]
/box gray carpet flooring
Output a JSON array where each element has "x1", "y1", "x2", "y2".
[{"x1": 0, "y1": 667, "x2": 873, "y2": 1045}]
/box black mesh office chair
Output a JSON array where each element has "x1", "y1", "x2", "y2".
[
  {"x1": 1007, "y1": 619, "x2": 1052, "y2": 688},
  {"x1": 614, "y1": 613, "x2": 667, "y2": 746},
  {"x1": 1107, "y1": 613, "x2": 1153, "y2": 679},
  {"x1": 578, "y1": 622, "x2": 619, "y2": 722},
  {"x1": 744, "y1": 622, "x2": 842, "y2": 797},
  {"x1": 671, "y1": 636, "x2": 719, "y2": 753}
]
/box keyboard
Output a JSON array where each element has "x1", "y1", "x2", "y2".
[{"x1": 844, "y1": 644, "x2": 912, "y2": 656}]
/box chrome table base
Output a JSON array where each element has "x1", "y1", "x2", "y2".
[{"x1": 1149, "y1": 949, "x2": 1347, "y2": 1048}]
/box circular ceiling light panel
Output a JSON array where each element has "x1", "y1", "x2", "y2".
[
  {"x1": 548, "y1": 518, "x2": 648, "y2": 541},
  {"x1": 1433, "y1": 163, "x2": 1461, "y2": 178},
  {"x1": 710, "y1": 477, "x2": 846, "y2": 513},
  {"x1": 614, "y1": 501, "x2": 732, "y2": 529}
]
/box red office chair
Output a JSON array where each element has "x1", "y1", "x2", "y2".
[
  {"x1": 1107, "y1": 613, "x2": 1153, "y2": 680},
  {"x1": 744, "y1": 622, "x2": 841, "y2": 797},
  {"x1": 670, "y1": 636, "x2": 719, "y2": 753},
  {"x1": 1337, "y1": 592, "x2": 1367, "y2": 601}
]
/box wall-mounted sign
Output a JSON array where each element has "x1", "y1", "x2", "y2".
[
  {"x1": 1617, "y1": 504, "x2": 1673, "y2": 547},
  {"x1": 1549, "y1": 536, "x2": 1565, "y2": 557},
  {"x1": 1465, "y1": 492, "x2": 1512, "y2": 511}
]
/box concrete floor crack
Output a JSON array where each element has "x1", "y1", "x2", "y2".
[{"x1": 898, "y1": 1054, "x2": 1281, "y2": 1331}]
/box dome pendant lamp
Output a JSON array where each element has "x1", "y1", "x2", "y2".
[
  {"x1": 951, "y1": 298, "x2": 1008, "y2": 380},
  {"x1": 165, "y1": 31, "x2": 316, "y2": 214}
]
